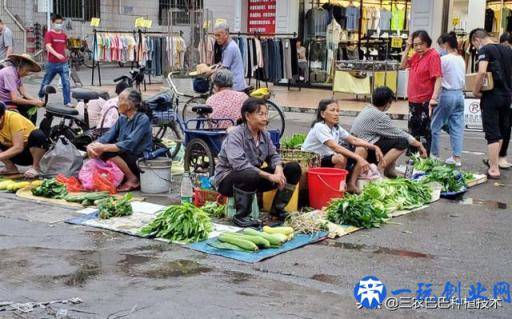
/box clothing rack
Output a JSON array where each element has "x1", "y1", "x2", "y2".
[
  {"x1": 91, "y1": 29, "x2": 136, "y2": 86},
  {"x1": 90, "y1": 28, "x2": 184, "y2": 86}
]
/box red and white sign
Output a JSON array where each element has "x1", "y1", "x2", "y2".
[{"x1": 248, "y1": 0, "x2": 276, "y2": 34}]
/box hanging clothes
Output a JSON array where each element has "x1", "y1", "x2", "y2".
[
  {"x1": 93, "y1": 33, "x2": 137, "y2": 63},
  {"x1": 391, "y1": 5, "x2": 406, "y2": 31}
]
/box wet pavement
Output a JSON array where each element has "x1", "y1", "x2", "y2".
[{"x1": 0, "y1": 69, "x2": 511, "y2": 318}]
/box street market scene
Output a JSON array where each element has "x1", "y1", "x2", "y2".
[{"x1": 0, "y1": 0, "x2": 512, "y2": 318}]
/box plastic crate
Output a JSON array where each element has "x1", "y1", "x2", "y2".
[
  {"x1": 152, "y1": 110, "x2": 177, "y2": 125},
  {"x1": 193, "y1": 187, "x2": 227, "y2": 207}
]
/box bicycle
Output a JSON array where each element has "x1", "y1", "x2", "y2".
[
  {"x1": 68, "y1": 38, "x2": 93, "y2": 71},
  {"x1": 180, "y1": 70, "x2": 286, "y2": 138}
]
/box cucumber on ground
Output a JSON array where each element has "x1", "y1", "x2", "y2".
[
  {"x1": 263, "y1": 225, "x2": 294, "y2": 236},
  {"x1": 223, "y1": 232, "x2": 271, "y2": 248},
  {"x1": 218, "y1": 234, "x2": 259, "y2": 251},
  {"x1": 208, "y1": 241, "x2": 245, "y2": 251},
  {"x1": 243, "y1": 228, "x2": 286, "y2": 246}
]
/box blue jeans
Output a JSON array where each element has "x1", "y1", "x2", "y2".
[
  {"x1": 430, "y1": 89, "x2": 465, "y2": 157},
  {"x1": 38, "y1": 62, "x2": 71, "y2": 105}
]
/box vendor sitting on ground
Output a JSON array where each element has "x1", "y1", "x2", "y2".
[
  {"x1": 75, "y1": 80, "x2": 128, "y2": 129},
  {"x1": 302, "y1": 98, "x2": 384, "y2": 193},
  {"x1": 86, "y1": 88, "x2": 152, "y2": 192},
  {"x1": 206, "y1": 69, "x2": 248, "y2": 128},
  {"x1": 214, "y1": 98, "x2": 301, "y2": 227},
  {"x1": 0, "y1": 54, "x2": 44, "y2": 124},
  {"x1": 0, "y1": 102, "x2": 49, "y2": 178},
  {"x1": 350, "y1": 86, "x2": 428, "y2": 177}
]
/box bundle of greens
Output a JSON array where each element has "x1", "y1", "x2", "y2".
[
  {"x1": 139, "y1": 203, "x2": 212, "y2": 243},
  {"x1": 280, "y1": 133, "x2": 306, "y2": 149},
  {"x1": 326, "y1": 194, "x2": 389, "y2": 229},
  {"x1": 31, "y1": 179, "x2": 68, "y2": 199},
  {"x1": 362, "y1": 178, "x2": 432, "y2": 212},
  {"x1": 326, "y1": 178, "x2": 432, "y2": 229},
  {"x1": 98, "y1": 193, "x2": 133, "y2": 219},
  {"x1": 411, "y1": 153, "x2": 441, "y2": 172},
  {"x1": 421, "y1": 165, "x2": 467, "y2": 193},
  {"x1": 201, "y1": 201, "x2": 225, "y2": 218}
]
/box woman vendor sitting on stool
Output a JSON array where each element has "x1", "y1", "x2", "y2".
[
  {"x1": 86, "y1": 88, "x2": 152, "y2": 192},
  {"x1": 302, "y1": 98, "x2": 384, "y2": 193},
  {"x1": 214, "y1": 98, "x2": 302, "y2": 227}
]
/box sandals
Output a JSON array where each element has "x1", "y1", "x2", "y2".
[
  {"x1": 483, "y1": 158, "x2": 510, "y2": 170},
  {"x1": 24, "y1": 167, "x2": 40, "y2": 179},
  {"x1": 0, "y1": 167, "x2": 20, "y2": 175},
  {"x1": 118, "y1": 182, "x2": 140, "y2": 192},
  {"x1": 487, "y1": 169, "x2": 501, "y2": 180}
]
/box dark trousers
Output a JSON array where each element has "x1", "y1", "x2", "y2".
[
  {"x1": 101, "y1": 151, "x2": 140, "y2": 178},
  {"x1": 499, "y1": 107, "x2": 512, "y2": 157},
  {"x1": 408, "y1": 102, "x2": 431, "y2": 154},
  {"x1": 0, "y1": 129, "x2": 49, "y2": 166},
  {"x1": 218, "y1": 162, "x2": 302, "y2": 197},
  {"x1": 481, "y1": 94, "x2": 511, "y2": 145}
]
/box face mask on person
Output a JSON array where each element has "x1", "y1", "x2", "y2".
[
  {"x1": 438, "y1": 48, "x2": 448, "y2": 56},
  {"x1": 53, "y1": 23, "x2": 63, "y2": 31}
]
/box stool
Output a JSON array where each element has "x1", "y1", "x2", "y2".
[{"x1": 225, "y1": 194, "x2": 260, "y2": 219}]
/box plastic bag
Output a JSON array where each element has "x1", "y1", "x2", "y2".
[
  {"x1": 56, "y1": 174, "x2": 82, "y2": 192},
  {"x1": 79, "y1": 159, "x2": 124, "y2": 193},
  {"x1": 40, "y1": 136, "x2": 83, "y2": 178},
  {"x1": 92, "y1": 170, "x2": 117, "y2": 194}
]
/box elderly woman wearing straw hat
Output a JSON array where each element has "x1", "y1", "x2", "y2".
[{"x1": 0, "y1": 54, "x2": 44, "y2": 124}]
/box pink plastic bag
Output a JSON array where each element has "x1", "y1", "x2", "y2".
[{"x1": 79, "y1": 159, "x2": 124, "y2": 191}]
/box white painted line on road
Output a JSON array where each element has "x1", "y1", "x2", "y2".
[{"x1": 462, "y1": 150, "x2": 486, "y2": 156}]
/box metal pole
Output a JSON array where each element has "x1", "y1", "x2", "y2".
[{"x1": 47, "y1": 0, "x2": 52, "y2": 31}]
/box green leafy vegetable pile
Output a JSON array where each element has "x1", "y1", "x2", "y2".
[
  {"x1": 327, "y1": 193, "x2": 388, "y2": 228},
  {"x1": 421, "y1": 165, "x2": 467, "y2": 193},
  {"x1": 411, "y1": 154, "x2": 476, "y2": 188},
  {"x1": 411, "y1": 154, "x2": 441, "y2": 172},
  {"x1": 280, "y1": 133, "x2": 306, "y2": 149},
  {"x1": 326, "y1": 178, "x2": 432, "y2": 229},
  {"x1": 98, "y1": 193, "x2": 133, "y2": 219},
  {"x1": 201, "y1": 201, "x2": 225, "y2": 218},
  {"x1": 31, "y1": 179, "x2": 68, "y2": 199},
  {"x1": 139, "y1": 203, "x2": 213, "y2": 243}
]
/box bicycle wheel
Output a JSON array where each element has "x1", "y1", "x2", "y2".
[
  {"x1": 184, "y1": 138, "x2": 215, "y2": 176},
  {"x1": 265, "y1": 99, "x2": 285, "y2": 138},
  {"x1": 152, "y1": 121, "x2": 183, "y2": 160},
  {"x1": 182, "y1": 96, "x2": 207, "y2": 127},
  {"x1": 82, "y1": 49, "x2": 94, "y2": 69}
]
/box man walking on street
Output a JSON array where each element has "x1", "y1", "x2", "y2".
[
  {"x1": 0, "y1": 20, "x2": 14, "y2": 60},
  {"x1": 470, "y1": 28, "x2": 512, "y2": 179},
  {"x1": 38, "y1": 14, "x2": 71, "y2": 107}
]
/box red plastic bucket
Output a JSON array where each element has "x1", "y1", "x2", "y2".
[{"x1": 307, "y1": 167, "x2": 348, "y2": 209}]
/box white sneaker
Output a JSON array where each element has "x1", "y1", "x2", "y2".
[{"x1": 445, "y1": 157, "x2": 462, "y2": 167}]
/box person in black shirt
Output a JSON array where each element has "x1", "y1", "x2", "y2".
[
  {"x1": 498, "y1": 32, "x2": 512, "y2": 169},
  {"x1": 470, "y1": 28, "x2": 512, "y2": 179}
]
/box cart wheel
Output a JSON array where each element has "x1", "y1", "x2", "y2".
[
  {"x1": 184, "y1": 138, "x2": 215, "y2": 176},
  {"x1": 152, "y1": 122, "x2": 183, "y2": 160}
]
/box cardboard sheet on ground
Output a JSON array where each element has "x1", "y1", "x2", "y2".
[
  {"x1": 65, "y1": 201, "x2": 241, "y2": 242},
  {"x1": 187, "y1": 232, "x2": 328, "y2": 263},
  {"x1": 16, "y1": 188, "x2": 145, "y2": 209}
]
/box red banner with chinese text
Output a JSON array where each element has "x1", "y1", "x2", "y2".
[{"x1": 248, "y1": 0, "x2": 276, "y2": 34}]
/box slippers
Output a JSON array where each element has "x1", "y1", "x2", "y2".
[
  {"x1": 118, "y1": 182, "x2": 140, "y2": 192},
  {"x1": 23, "y1": 167, "x2": 40, "y2": 179},
  {"x1": 0, "y1": 168, "x2": 20, "y2": 175},
  {"x1": 483, "y1": 158, "x2": 511, "y2": 170},
  {"x1": 487, "y1": 170, "x2": 501, "y2": 180}
]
